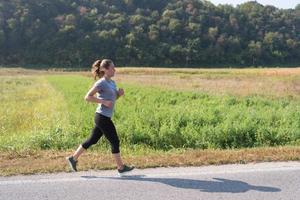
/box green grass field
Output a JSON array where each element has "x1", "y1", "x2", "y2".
[{"x1": 1, "y1": 68, "x2": 300, "y2": 152}]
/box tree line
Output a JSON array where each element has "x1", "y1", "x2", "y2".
[{"x1": 0, "y1": 0, "x2": 299, "y2": 68}]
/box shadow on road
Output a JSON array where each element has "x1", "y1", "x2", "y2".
[{"x1": 81, "y1": 175, "x2": 281, "y2": 193}]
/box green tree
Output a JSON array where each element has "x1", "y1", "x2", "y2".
[{"x1": 248, "y1": 40, "x2": 262, "y2": 66}]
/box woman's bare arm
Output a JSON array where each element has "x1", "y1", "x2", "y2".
[{"x1": 84, "y1": 86, "x2": 113, "y2": 108}]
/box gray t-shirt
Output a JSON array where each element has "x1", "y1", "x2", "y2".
[{"x1": 94, "y1": 78, "x2": 118, "y2": 118}]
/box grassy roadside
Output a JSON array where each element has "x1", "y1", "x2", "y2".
[
  {"x1": 1, "y1": 146, "x2": 299, "y2": 176},
  {"x1": 1, "y1": 67, "x2": 300, "y2": 176}
]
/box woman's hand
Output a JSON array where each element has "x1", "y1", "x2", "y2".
[
  {"x1": 101, "y1": 100, "x2": 113, "y2": 108},
  {"x1": 118, "y1": 88, "x2": 124, "y2": 97}
]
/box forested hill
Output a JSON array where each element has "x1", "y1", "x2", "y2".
[{"x1": 0, "y1": 0, "x2": 299, "y2": 68}]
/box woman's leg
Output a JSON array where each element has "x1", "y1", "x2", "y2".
[
  {"x1": 69, "y1": 125, "x2": 103, "y2": 165},
  {"x1": 72, "y1": 145, "x2": 85, "y2": 161},
  {"x1": 113, "y1": 153, "x2": 124, "y2": 170},
  {"x1": 99, "y1": 116, "x2": 124, "y2": 169},
  {"x1": 81, "y1": 126, "x2": 103, "y2": 151},
  {"x1": 67, "y1": 122, "x2": 104, "y2": 171},
  {"x1": 73, "y1": 113, "x2": 104, "y2": 160}
]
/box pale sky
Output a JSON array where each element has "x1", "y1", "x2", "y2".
[{"x1": 208, "y1": 0, "x2": 299, "y2": 9}]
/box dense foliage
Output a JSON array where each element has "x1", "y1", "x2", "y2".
[{"x1": 0, "y1": 0, "x2": 299, "y2": 67}]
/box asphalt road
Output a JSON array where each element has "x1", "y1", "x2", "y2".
[{"x1": 0, "y1": 161, "x2": 299, "y2": 200}]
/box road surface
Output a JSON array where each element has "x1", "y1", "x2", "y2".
[{"x1": 0, "y1": 161, "x2": 299, "y2": 200}]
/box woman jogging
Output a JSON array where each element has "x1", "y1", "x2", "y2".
[{"x1": 66, "y1": 59, "x2": 134, "y2": 176}]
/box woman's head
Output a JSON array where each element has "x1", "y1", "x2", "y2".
[{"x1": 91, "y1": 59, "x2": 115, "y2": 79}]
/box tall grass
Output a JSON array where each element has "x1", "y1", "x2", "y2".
[
  {"x1": 46, "y1": 75, "x2": 300, "y2": 150},
  {"x1": 1, "y1": 74, "x2": 299, "y2": 151},
  {"x1": 0, "y1": 76, "x2": 70, "y2": 150}
]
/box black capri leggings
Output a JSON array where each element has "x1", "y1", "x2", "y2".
[{"x1": 82, "y1": 113, "x2": 120, "y2": 154}]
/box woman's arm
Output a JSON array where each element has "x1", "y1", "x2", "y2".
[{"x1": 84, "y1": 86, "x2": 113, "y2": 108}]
